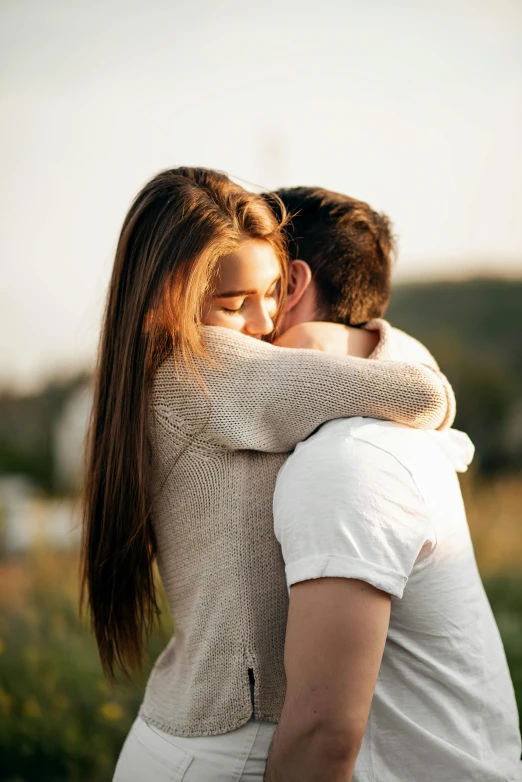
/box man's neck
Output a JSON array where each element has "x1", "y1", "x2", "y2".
[{"x1": 282, "y1": 284, "x2": 320, "y2": 332}]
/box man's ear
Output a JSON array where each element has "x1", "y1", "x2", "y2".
[{"x1": 285, "y1": 260, "x2": 313, "y2": 313}]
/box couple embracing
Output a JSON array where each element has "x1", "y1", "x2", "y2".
[{"x1": 81, "y1": 168, "x2": 521, "y2": 781}]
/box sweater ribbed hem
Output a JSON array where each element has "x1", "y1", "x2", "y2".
[{"x1": 137, "y1": 703, "x2": 279, "y2": 738}]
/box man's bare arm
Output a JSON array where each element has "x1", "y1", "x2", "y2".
[{"x1": 264, "y1": 577, "x2": 391, "y2": 782}]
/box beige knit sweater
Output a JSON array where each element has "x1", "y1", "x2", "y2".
[{"x1": 138, "y1": 320, "x2": 455, "y2": 736}]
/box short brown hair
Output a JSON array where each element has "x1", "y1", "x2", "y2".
[{"x1": 273, "y1": 186, "x2": 395, "y2": 325}]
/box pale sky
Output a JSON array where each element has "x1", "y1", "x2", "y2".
[{"x1": 1, "y1": 0, "x2": 522, "y2": 390}]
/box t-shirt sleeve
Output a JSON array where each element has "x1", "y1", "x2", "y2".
[{"x1": 273, "y1": 433, "x2": 436, "y2": 598}]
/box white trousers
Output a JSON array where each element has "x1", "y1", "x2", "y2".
[{"x1": 113, "y1": 716, "x2": 277, "y2": 782}]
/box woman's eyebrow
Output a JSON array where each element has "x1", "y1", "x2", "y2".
[
  {"x1": 215, "y1": 276, "x2": 280, "y2": 298},
  {"x1": 216, "y1": 289, "x2": 257, "y2": 298}
]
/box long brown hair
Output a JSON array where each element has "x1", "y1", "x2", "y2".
[{"x1": 80, "y1": 167, "x2": 288, "y2": 680}]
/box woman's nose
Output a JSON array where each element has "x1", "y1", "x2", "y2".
[{"x1": 244, "y1": 303, "x2": 274, "y2": 338}]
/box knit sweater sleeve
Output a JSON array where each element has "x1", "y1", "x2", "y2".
[{"x1": 152, "y1": 323, "x2": 455, "y2": 454}]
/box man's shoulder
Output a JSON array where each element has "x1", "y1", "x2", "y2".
[
  {"x1": 274, "y1": 419, "x2": 437, "y2": 568},
  {"x1": 279, "y1": 418, "x2": 422, "y2": 498},
  {"x1": 297, "y1": 418, "x2": 473, "y2": 477},
  {"x1": 298, "y1": 417, "x2": 431, "y2": 464},
  {"x1": 280, "y1": 419, "x2": 472, "y2": 510}
]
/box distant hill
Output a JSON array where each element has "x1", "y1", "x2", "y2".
[{"x1": 388, "y1": 278, "x2": 522, "y2": 472}]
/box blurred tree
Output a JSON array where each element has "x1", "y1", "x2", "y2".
[
  {"x1": 388, "y1": 278, "x2": 522, "y2": 474},
  {"x1": 0, "y1": 373, "x2": 90, "y2": 494}
]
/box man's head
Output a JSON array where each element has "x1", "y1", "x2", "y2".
[{"x1": 270, "y1": 187, "x2": 395, "y2": 331}]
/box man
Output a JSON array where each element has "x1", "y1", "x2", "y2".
[{"x1": 264, "y1": 187, "x2": 522, "y2": 781}]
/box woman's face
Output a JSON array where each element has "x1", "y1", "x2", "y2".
[{"x1": 201, "y1": 239, "x2": 282, "y2": 339}]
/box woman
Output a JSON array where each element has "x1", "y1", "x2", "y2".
[{"x1": 81, "y1": 167, "x2": 454, "y2": 780}]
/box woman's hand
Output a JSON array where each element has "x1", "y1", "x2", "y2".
[{"x1": 274, "y1": 322, "x2": 379, "y2": 358}]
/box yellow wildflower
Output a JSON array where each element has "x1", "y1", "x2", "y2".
[
  {"x1": 0, "y1": 687, "x2": 12, "y2": 716},
  {"x1": 24, "y1": 647, "x2": 39, "y2": 666},
  {"x1": 65, "y1": 725, "x2": 79, "y2": 744},
  {"x1": 24, "y1": 698, "x2": 41, "y2": 718},
  {"x1": 100, "y1": 701, "x2": 123, "y2": 721}
]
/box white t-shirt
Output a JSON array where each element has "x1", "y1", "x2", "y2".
[{"x1": 273, "y1": 418, "x2": 522, "y2": 782}]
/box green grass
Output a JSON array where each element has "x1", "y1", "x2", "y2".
[
  {"x1": 0, "y1": 552, "x2": 170, "y2": 782},
  {"x1": 1, "y1": 472, "x2": 521, "y2": 782}
]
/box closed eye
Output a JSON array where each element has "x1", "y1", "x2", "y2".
[{"x1": 221, "y1": 303, "x2": 245, "y2": 314}]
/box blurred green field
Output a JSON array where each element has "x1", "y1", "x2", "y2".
[
  {"x1": 1, "y1": 474, "x2": 521, "y2": 782},
  {"x1": 0, "y1": 550, "x2": 172, "y2": 782}
]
